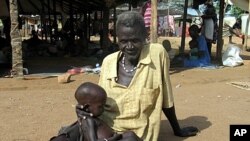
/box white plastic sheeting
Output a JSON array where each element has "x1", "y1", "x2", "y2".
[{"x1": 222, "y1": 44, "x2": 244, "y2": 67}]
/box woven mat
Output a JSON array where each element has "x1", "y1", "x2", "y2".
[{"x1": 227, "y1": 81, "x2": 250, "y2": 90}]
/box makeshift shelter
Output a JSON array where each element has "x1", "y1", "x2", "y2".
[
  {"x1": 149, "y1": 0, "x2": 226, "y2": 62},
  {"x1": 1, "y1": 0, "x2": 228, "y2": 77},
  {"x1": 1, "y1": 0, "x2": 148, "y2": 78}
]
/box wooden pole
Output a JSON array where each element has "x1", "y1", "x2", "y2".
[
  {"x1": 88, "y1": 11, "x2": 91, "y2": 40},
  {"x1": 47, "y1": 0, "x2": 52, "y2": 43},
  {"x1": 9, "y1": 0, "x2": 23, "y2": 78},
  {"x1": 243, "y1": 1, "x2": 250, "y2": 50},
  {"x1": 150, "y1": 0, "x2": 158, "y2": 43},
  {"x1": 69, "y1": 1, "x2": 74, "y2": 41},
  {"x1": 41, "y1": 0, "x2": 45, "y2": 40},
  {"x1": 83, "y1": 12, "x2": 88, "y2": 49},
  {"x1": 53, "y1": 0, "x2": 58, "y2": 40},
  {"x1": 102, "y1": 7, "x2": 110, "y2": 49},
  {"x1": 216, "y1": 0, "x2": 225, "y2": 61},
  {"x1": 129, "y1": 2, "x2": 132, "y2": 10},
  {"x1": 113, "y1": 7, "x2": 117, "y2": 43},
  {"x1": 180, "y1": 0, "x2": 188, "y2": 54},
  {"x1": 167, "y1": 0, "x2": 169, "y2": 37}
]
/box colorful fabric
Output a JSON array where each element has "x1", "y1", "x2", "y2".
[
  {"x1": 143, "y1": 2, "x2": 152, "y2": 28},
  {"x1": 164, "y1": 15, "x2": 175, "y2": 33},
  {"x1": 99, "y1": 43, "x2": 174, "y2": 141},
  {"x1": 143, "y1": 1, "x2": 161, "y2": 34}
]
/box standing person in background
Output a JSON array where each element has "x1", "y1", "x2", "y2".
[
  {"x1": 140, "y1": 0, "x2": 162, "y2": 39},
  {"x1": 201, "y1": 0, "x2": 218, "y2": 57},
  {"x1": 229, "y1": 18, "x2": 244, "y2": 44},
  {"x1": 141, "y1": 0, "x2": 152, "y2": 37}
]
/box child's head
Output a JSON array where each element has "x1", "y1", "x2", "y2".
[
  {"x1": 162, "y1": 39, "x2": 172, "y2": 52},
  {"x1": 75, "y1": 82, "x2": 107, "y2": 117},
  {"x1": 189, "y1": 25, "x2": 200, "y2": 39},
  {"x1": 205, "y1": 0, "x2": 213, "y2": 5}
]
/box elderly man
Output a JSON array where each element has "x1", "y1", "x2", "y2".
[{"x1": 98, "y1": 11, "x2": 198, "y2": 141}]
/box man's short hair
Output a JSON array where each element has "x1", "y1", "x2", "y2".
[{"x1": 116, "y1": 11, "x2": 147, "y2": 38}]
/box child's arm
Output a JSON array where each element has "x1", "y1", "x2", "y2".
[
  {"x1": 79, "y1": 117, "x2": 97, "y2": 141},
  {"x1": 79, "y1": 118, "x2": 121, "y2": 141}
]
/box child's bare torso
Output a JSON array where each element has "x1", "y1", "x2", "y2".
[{"x1": 94, "y1": 118, "x2": 114, "y2": 139}]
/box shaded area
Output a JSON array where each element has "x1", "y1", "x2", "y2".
[
  {"x1": 23, "y1": 56, "x2": 100, "y2": 74},
  {"x1": 159, "y1": 116, "x2": 212, "y2": 141}
]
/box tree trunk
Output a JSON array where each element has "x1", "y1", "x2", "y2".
[
  {"x1": 102, "y1": 7, "x2": 110, "y2": 49},
  {"x1": 180, "y1": 0, "x2": 189, "y2": 54},
  {"x1": 10, "y1": 0, "x2": 23, "y2": 78},
  {"x1": 150, "y1": 0, "x2": 158, "y2": 43},
  {"x1": 216, "y1": 0, "x2": 225, "y2": 62}
]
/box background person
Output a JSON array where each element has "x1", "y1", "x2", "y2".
[
  {"x1": 184, "y1": 24, "x2": 211, "y2": 67},
  {"x1": 162, "y1": 39, "x2": 176, "y2": 61},
  {"x1": 228, "y1": 18, "x2": 244, "y2": 44},
  {"x1": 201, "y1": 0, "x2": 218, "y2": 57},
  {"x1": 170, "y1": 24, "x2": 211, "y2": 68}
]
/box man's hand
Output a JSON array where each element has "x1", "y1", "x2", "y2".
[
  {"x1": 163, "y1": 107, "x2": 199, "y2": 137},
  {"x1": 174, "y1": 126, "x2": 199, "y2": 137}
]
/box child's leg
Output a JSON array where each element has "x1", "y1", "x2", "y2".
[{"x1": 49, "y1": 135, "x2": 69, "y2": 141}]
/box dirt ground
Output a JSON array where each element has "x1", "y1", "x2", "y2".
[{"x1": 0, "y1": 36, "x2": 250, "y2": 141}]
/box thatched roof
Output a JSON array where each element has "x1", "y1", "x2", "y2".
[{"x1": 0, "y1": 0, "x2": 147, "y2": 18}]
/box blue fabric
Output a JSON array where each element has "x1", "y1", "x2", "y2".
[{"x1": 184, "y1": 35, "x2": 211, "y2": 67}]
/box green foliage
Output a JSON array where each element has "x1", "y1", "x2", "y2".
[
  {"x1": 214, "y1": 1, "x2": 245, "y2": 18},
  {"x1": 231, "y1": 6, "x2": 245, "y2": 18}
]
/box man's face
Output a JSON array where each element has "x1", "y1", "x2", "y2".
[{"x1": 117, "y1": 26, "x2": 145, "y2": 61}]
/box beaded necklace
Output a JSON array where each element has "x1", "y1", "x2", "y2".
[{"x1": 122, "y1": 55, "x2": 137, "y2": 73}]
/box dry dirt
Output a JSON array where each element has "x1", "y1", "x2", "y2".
[{"x1": 0, "y1": 37, "x2": 250, "y2": 141}]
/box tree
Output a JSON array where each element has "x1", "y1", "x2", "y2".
[
  {"x1": 9, "y1": 0, "x2": 23, "y2": 78},
  {"x1": 231, "y1": 6, "x2": 245, "y2": 18}
]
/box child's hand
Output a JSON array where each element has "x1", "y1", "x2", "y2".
[{"x1": 75, "y1": 104, "x2": 93, "y2": 119}]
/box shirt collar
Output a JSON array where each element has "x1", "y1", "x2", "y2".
[
  {"x1": 107, "y1": 44, "x2": 152, "y2": 79},
  {"x1": 139, "y1": 44, "x2": 151, "y2": 65}
]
